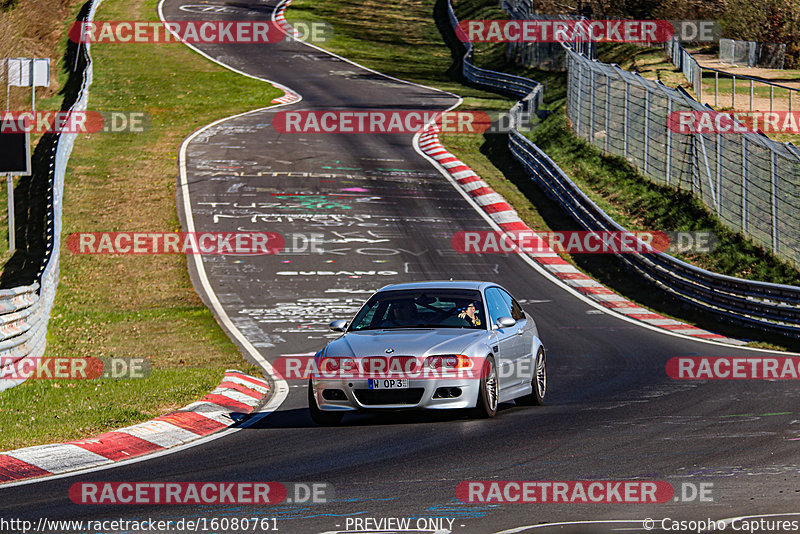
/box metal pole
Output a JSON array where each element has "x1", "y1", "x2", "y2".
[
  {"x1": 604, "y1": 73, "x2": 610, "y2": 153},
  {"x1": 715, "y1": 71, "x2": 718, "y2": 108},
  {"x1": 589, "y1": 68, "x2": 594, "y2": 140},
  {"x1": 6, "y1": 174, "x2": 14, "y2": 253},
  {"x1": 644, "y1": 87, "x2": 650, "y2": 174},
  {"x1": 716, "y1": 134, "x2": 721, "y2": 214},
  {"x1": 732, "y1": 76, "x2": 736, "y2": 109},
  {"x1": 771, "y1": 151, "x2": 777, "y2": 252},
  {"x1": 742, "y1": 137, "x2": 748, "y2": 233},
  {"x1": 666, "y1": 98, "x2": 672, "y2": 184},
  {"x1": 624, "y1": 82, "x2": 629, "y2": 158},
  {"x1": 770, "y1": 85, "x2": 773, "y2": 113},
  {"x1": 749, "y1": 79, "x2": 753, "y2": 112}
]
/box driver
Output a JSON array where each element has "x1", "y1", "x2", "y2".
[{"x1": 384, "y1": 300, "x2": 419, "y2": 326}]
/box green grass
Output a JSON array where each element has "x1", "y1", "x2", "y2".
[{"x1": 0, "y1": 0, "x2": 277, "y2": 451}]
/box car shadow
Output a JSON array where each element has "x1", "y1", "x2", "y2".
[{"x1": 241, "y1": 403, "x2": 524, "y2": 429}]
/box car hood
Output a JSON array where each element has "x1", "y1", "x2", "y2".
[{"x1": 324, "y1": 329, "x2": 486, "y2": 358}]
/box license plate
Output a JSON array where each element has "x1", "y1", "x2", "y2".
[{"x1": 368, "y1": 379, "x2": 409, "y2": 389}]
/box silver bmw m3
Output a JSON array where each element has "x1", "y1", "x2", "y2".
[{"x1": 308, "y1": 281, "x2": 546, "y2": 425}]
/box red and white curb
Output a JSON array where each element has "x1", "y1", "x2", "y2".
[
  {"x1": 270, "y1": 0, "x2": 304, "y2": 105},
  {"x1": 417, "y1": 124, "x2": 733, "y2": 343},
  {"x1": 0, "y1": 370, "x2": 269, "y2": 483}
]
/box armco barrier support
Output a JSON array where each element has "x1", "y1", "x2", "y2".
[{"x1": 0, "y1": 0, "x2": 100, "y2": 391}]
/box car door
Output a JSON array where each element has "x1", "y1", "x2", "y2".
[
  {"x1": 484, "y1": 287, "x2": 521, "y2": 393},
  {"x1": 497, "y1": 288, "x2": 533, "y2": 388}
]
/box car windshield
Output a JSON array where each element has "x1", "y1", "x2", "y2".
[{"x1": 348, "y1": 289, "x2": 485, "y2": 331}]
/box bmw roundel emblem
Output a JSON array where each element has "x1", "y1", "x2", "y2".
[{"x1": 385, "y1": 348, "x2": 394, "y2": 354}]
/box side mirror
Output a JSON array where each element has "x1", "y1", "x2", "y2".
[
  {"x1": 494, "y1": 316, "x2": 516, "y2": 329},
  {"x1": 329, "y1": 320, "x2": 348, "y2": 332}
]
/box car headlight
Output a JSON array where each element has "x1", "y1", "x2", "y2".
[{"x1": 425, "y1": 354, "x2": 473, "y2": 369}]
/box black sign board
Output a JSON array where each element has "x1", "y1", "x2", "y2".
[{"x1": 0, "y1": 132, "x2": 31, "y2": 175}]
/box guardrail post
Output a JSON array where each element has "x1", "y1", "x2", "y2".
[{"x1": 750, "y1": 79, "x2": 753, "y2": 112}]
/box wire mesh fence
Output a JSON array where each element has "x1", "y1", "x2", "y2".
[
  {"x1": 665, "y1": 38, "x2": 798, "y2": 112},
  {"x1": 565, "y1": 46, "x2": 800, "y2": 266},
  {"x1": 720, "y1": 38, "x2": 785, "y2": 69}
]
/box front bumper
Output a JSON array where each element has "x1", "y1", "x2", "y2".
[{"x1": 311, "y1": 377, "x2": 481, "y2": 411}]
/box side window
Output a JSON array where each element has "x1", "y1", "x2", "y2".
[
  {"x1": 485, "y1": 288, "x2": 513, "y2": 324},
  {"x1": 498, "y1": 289, "x2": 525, "y2": 321}
]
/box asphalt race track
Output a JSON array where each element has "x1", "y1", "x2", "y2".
[{"x1": 2, "y1": 0, "x2": 800, "y2": 532}]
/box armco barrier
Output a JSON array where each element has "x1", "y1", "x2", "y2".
[
  {"x1": 445, "y1": 0, "x2": 800, "y2": 338},
  {"x1": 0, "y1": 0, "x2": 99, "y2": 391}
]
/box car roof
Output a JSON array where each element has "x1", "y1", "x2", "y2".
[{"x1": 376, "y1": 280, "x2": 497, "y2": 292}]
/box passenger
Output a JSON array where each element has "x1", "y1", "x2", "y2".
[{"x1": 458, "y1": 302, "x2": 481, "y2": 327}]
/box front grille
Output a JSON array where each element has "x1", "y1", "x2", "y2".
[{"x1": 353, "y1": 388, "x2": 425, "y2": 405}]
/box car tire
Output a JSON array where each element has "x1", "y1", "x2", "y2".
[
  {"x1": 519, "y1": 347, "x2": 546, "y2": 406},
  {"x1": 470, "y1": 355, "x2": 498, "y2": 418},
  {"x1": 308, "y1": 381, "x2": 344, "y2": 426}
]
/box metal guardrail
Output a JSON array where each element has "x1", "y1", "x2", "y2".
[
  {"x1": 0, "y1": 0, "x2": 99, "y2": 391},
  {"x1": 445, "y1": 0, "x2": 800, "y2": 337}
]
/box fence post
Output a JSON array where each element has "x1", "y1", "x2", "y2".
[
  {"x1": 698, "y1": 67, "x2": 702, "y2": 103},
  {"x1": 715, "y1": 71, "x2": 718, "y2": 108},
  {"x1": 590, "y1": 67, "x2": 595, "y2": 140},
  {"x1": 771, "y1": 150, "x2": 777, "y2": 252},
  {"x1": 624, "y1": 82, "x2": 630, "y2": 159},
  {"x1": 666, "y1": 98, "x2": 672, "y2": 184},
  {"x1": 742, "y1": 136, "x2": 748, "y2": 233},
  {"x1": 605, "y1": 71, "x2": 610, "y2": 153},
  {"x1": 643, "y1": 84, "x2": 650, "y2": 174},
  {"x1": 716, "y1": 134, "x2": 722, "y2": 214},
  {"x1": 732, "y1": 76, "x2": 736, "y2": 109},
  {"x1": 750, "y1": 79, "x2": 753, "y2": 112},
  {"x1": 576, "y1": 57, "x2": 582, "y2": 135},
  {"x1": 770, "y1": 85, "x2": 773, "y2": 113}
]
